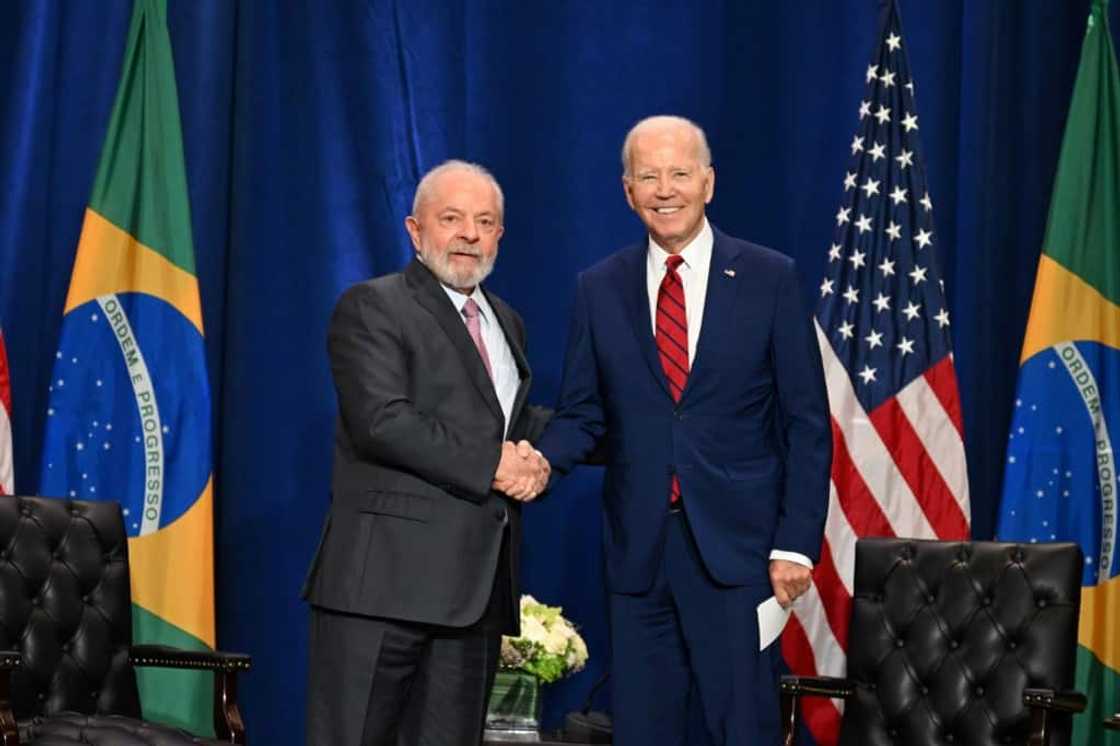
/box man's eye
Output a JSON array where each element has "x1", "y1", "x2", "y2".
[{"x1": 440, "y1": 215, "x2": 459, "y2": 224}]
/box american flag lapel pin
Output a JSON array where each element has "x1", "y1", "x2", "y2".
[{"x1": 723, "y1": 268, "x2": 736, "y2": 278}]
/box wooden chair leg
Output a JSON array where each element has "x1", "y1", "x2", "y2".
[
  {"x1": 781, "y1": 691, "x2": 799, "y2": 746},
  {"x1": 1027, "y1": 707, "x2": 1049, "y2": 746},
  {"x1": 0, "y1": 671, "x2": 19, "y2": 746},
  {"x1": 214, "y1": 669, "x2": 247, "y2": 744}
]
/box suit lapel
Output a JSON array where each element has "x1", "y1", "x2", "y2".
[
  {"x1": 680, "y1": 228, "x2": 744, "y2": 403},
  {"x1": 619, "y1": 243, "x2": 672, "y2": 399},
  {"x1": 484, "y1": 288, "x2": 532, "y2": 428},
  {"x1": 405, "y1": 259, "x2": 504, "y2": 422}
]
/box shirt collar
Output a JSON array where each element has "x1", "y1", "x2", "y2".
[
  {"x1": 441, "y1": 283, "x2": 491, "y2": 320},
  {"x1": 647, "y1": 217, "x2": 713, "y2": 273}
]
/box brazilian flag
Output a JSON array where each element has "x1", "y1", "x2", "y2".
[
  {"x1": 39, "y1": 0, "x2": 215, "y2": 735},
  {"x1": 996, "y1": 1, "x2": 1120, "y2": 741}
]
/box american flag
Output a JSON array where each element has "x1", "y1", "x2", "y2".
[
  {"x1": 780, "y1": 2, "x2": 971, "y2": 743},
  {"x1": 0, "y1": 326, "x2": 11, "y2": 494}
]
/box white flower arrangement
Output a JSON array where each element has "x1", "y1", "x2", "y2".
[{"x1": 499, "y1": 594, "x2": 589, "y2": 684}]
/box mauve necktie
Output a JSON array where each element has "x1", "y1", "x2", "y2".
[
  {"x1": 655, "y1": 254, "x2": 689, "y2": 504},
  {"x1": 462, "y1": 298, "x2": 493, "y2": 380}
]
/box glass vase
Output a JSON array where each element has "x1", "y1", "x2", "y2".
[{"x1": 484, "y1": 669, "x2": 542, "y2": 741}]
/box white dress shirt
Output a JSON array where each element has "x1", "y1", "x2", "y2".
[
  {"x1": 441, "y1": 285, "x2": 521, "y2": 438},
  {"x1": 645, "y1": 218, "x2": 812, "y2": 570}
]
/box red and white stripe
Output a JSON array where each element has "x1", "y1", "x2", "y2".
[
  {"x1": 0, "y1": 329, "x2": 12, "y2": 494},
  {"x1": 781, "y1": 322, "x2": 970, "y2": 745}
]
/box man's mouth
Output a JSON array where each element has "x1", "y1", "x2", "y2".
[{"x1": 653, "y1": 207, "x2": 682, "y2": 215}]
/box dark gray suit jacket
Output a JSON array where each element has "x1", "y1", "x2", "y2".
[{"x1": 302, "y1": 258, "x2": 548, "y2": 635}]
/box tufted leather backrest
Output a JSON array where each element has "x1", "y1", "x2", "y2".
[
  {"x1": 840, "y1": 538, "x2": 1082, "y2": 746},
  {"x1": 0, "y1": 496, "x2": 141, "y2": 720}
]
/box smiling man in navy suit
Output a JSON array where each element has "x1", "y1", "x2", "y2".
[{"x1": 536, "y1": 116, "x2": 832, "y2": 745}]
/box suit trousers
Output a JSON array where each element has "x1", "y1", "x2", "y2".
[
  {"x1": 609, "y1": 510, "x2": 780, "y2": 746},
  {"x1": 306, "y1": 528, "x2": 512, "y2": 746}
]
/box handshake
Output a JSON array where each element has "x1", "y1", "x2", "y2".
[{"x1": 492, "y1": 440, "x2": 550, "y2": 502}]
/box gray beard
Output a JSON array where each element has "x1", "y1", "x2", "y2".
[{"x1": 419, "y1": 246, "x2": 496, "y2": 291}]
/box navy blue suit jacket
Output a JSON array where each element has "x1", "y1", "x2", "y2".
[{"x1": 537, "y1": 227, "x2": 832, "y2": 593}]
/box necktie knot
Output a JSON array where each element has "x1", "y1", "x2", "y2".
[
  {"x1": 462, "y1": 298, "x2": 481, "y2": 319},
  {"x1": 665, "y1": 255, "x2": 685, "y2": 273}
]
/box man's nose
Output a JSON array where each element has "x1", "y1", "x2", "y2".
[
  {"x1": 459, "y1": 218, "x2": 480, "y2": 241},
  {"x1": 654, "y1": 175, "x2": 675, "y2": 197}
]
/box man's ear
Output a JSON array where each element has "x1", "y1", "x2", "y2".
[{"x1": 404, "y1": 215, "x2": 422, "y2": 249}]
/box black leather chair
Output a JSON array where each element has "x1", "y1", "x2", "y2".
[
  {"x1": 782, "y1": 538, "x2": 1085, "y2": 746},
  {"x1": 0, "y1": 496, "x2": 250, "y2": 745}
]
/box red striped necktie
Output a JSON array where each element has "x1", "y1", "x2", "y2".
[{"x1": 655, "y1": 254, "x2": 689, "y2": 504}]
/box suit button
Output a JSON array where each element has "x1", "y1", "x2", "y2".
[{"x1": 494, "y1": 509, "x2": 506, "y2": 523}]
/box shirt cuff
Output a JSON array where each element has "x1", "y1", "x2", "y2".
[{"x1": 769, "y1": 549, "x2": 813, "y2": 569}]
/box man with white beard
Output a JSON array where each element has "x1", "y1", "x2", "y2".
[{"x1": 303, "y1": 160, "x2": 551, "y2": 746}]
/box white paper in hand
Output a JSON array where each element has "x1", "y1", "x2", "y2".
[{"x1": 757, "y1": 596, "x2": 792, "y2": 651}]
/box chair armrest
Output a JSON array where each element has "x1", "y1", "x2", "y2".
[
  {"x1": 780, "y1": 675, "x2": 855, "y2": 700},
  {"x1": 130, "y1": 645, "x2": 251, "y2": 672},
  {"x1": 131, "y1": 645, "x2": 250, "y2": 744},
  {"x1": 780, "y1": 676, "x2": 854, "y2": 746},
  {"x1": 1022, "y1": 688, "x2": 1086, "y2": 714},
  {"x1": 1023, "y1": 689, "x2": 1086, "y2": 746}
]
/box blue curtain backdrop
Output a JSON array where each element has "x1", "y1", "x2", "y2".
[{"x1": 1, "y1": 1, "x2": 1115, "y2": 743}]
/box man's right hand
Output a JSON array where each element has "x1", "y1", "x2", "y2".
[{"x1": 493, "y1": 440, "x2": 550, "y2": 501}]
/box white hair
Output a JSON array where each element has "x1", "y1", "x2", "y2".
[
  {"x1": 621, "y1": 115, "x2": 712, "y2": 176},
  {"x1": 411, "y1": 159, "x2": 505, "y2": 219}
]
